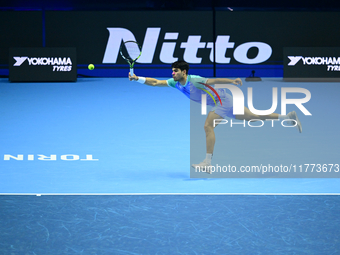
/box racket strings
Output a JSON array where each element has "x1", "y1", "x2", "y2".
[{"x1": 124, "y1": 42, "x2": 141, "y2": 61}]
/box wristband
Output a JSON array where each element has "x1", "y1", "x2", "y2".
[{"x1": 137, "y1": 77, "x2": 146, "y2": 84}]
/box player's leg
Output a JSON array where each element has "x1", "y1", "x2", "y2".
[
  {"x1": 191, "y1": 92, "x2": 234, "y2": 173},
  {"x1": 236, "y1": 107, "x2": 302, "y2": 133},
  {"x1": 205, "y1": 111, "x2": 223, "y2": 154},
  {"x1": 191, "y1": 111, "x2": 222, "y2": 173},
  {"x1": 235, "y1": 107, "x2": 278, "y2": 121}
]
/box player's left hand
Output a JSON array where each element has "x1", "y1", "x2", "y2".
[{"x1": 232, "y1": 78, "x2": 242, "y2": 86}]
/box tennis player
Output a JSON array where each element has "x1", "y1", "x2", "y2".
[{"x1": 129, "y1": 60, "x2": 302, "y2": 172}]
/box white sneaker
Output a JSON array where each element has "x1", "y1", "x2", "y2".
[
  {"x1": 287, "y1": 111, "x2": 302, "y2": 133},
  {"x1": 191, "y1": 160, "x2": 212, "y2": 174}
]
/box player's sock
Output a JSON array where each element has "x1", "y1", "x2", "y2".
[
  {"x1": 279, "y1": 111, "x2": 302, "y2": 133},
  {"x1": 205, "y1": 153, "x2": 213, "y2": 164},
  {"x1": 278, "y1": 114, "x2": 288, "y2": 120}
]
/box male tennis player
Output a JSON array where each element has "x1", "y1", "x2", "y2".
[{"x1": 129, "y1": 60, "x2": 302, "y2": 173}]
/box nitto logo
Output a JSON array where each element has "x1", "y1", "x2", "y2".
[{"x1": 103, "y1": 28, "x2": 273, "y2": 64}]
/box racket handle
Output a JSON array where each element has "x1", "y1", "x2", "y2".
[{"x1": 130, "y1": 68, "x2": 134, "y2": 76}]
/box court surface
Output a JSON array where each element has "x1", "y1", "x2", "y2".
[
  {"x1": 0, "y1": 77, "x2": 339, "y2": 194},
  {"x1": 1, "y1": 195, "x2": 339, "y2": 255}
]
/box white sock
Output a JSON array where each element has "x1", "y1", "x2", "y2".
[
  {"x1": 278, "y1": 114, "x2": 288, "y2": 120},
  {"x1": 205, "y1": 153, "x2": 213, "y2": 164}
]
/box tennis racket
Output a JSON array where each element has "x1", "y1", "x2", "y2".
[{"x1": 119, "y1": 40, "x2": 142, "y2": 76}]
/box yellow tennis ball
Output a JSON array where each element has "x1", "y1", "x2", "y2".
[{"x1": 88, "y1": 64, "x2": 95, "y2": 70}]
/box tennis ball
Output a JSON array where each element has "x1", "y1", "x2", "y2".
[{"x1": 88, "y1": 64, "x2": 95, "y2": 70}]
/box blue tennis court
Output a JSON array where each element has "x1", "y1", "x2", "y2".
[
  {"x1": 1, "y1": 77, "x2": 339, "y2": 255},
  {"x1": 2, "y1": 3, "x2": 340, "y2": 254},
  {"x1": 1, "y1": 195, "x2": 339, "y2": 254},
  {"x1": 0, "y1": 77, "x2": 339, "y2": 194}
]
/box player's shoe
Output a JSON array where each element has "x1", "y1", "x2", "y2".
[
  {"x1": 191, "y1": 160, "x2": 212, "y2": 174},
  {"x1": 287, "y1": 111, "x2": 302, "y2": 133}
]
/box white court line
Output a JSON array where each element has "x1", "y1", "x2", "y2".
[{"x1": 0, "y1": 193, "x2": 340, "y2": 196}]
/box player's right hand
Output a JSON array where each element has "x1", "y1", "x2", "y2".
[{"x1": 129, "y1": 72, "x2": 138, "y2": 81}]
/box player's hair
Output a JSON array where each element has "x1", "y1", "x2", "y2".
[{"x1": 171, "y1": 61, "x2": 189, "y2": 74}]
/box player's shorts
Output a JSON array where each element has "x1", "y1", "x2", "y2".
[{"x1": 210, "y1": 91, "x2": 235, "y2": 119}]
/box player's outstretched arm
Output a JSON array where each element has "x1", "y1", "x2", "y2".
[
  {"x1": 206, "y1": 78, "x2": 242, "y2": 86},
  {"x1": 129, "y1": 73, "x2": 168, "y2": 87}
]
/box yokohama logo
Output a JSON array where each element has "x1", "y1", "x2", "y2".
[
  {"x1": 13, "y1": 57, "x2": 73, "y2": 66},
  {"x1": 288, "y1": 56, "x2": 340, "y2": 66},
  {"x1": 103, "y1": 28, "x2": 273, "y2": 64}
]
